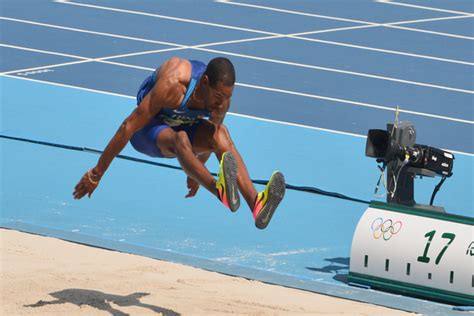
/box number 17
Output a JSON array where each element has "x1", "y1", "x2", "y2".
[{"x1": 417, "y1": 230, "x2": 456, "y2": 265}]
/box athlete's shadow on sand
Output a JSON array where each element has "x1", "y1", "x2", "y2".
[
  {"x1": 306, "y1": 257, "x2": 350, "y2": 284},
  {"x1": 25, "y1": 289, "x2": 180, "y2": 316}
]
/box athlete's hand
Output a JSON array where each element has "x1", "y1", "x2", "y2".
[
  {"x1": 73, "y1": 169, "x2": 101, "y2": 199},
  {"x1": 185, "y1": 177, "x2": 199, "y2": 198}
]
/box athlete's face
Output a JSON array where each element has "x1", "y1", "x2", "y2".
[{"x1": 203, "y1": 78, "x2": 233, "y2": 111}]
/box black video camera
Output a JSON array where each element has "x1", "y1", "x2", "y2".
[
  {"x1": 366, "y1": 129, "x2": 454, "y2": 177},
  {"x1": 365, "y1": 122, "x2": 454, "y2": 209}
]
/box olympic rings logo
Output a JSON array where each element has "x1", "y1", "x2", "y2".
[{"x1": 371, "y1": 218, "x2": 403, "y2": 240}]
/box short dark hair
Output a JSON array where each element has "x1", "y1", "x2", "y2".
[{"x1": 204, "y1": 57, "x2": 235, "y2": 87}]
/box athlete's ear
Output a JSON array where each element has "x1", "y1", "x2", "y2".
[{"x1": 201, "y1": 75, "x2": 210, "y2": 87}]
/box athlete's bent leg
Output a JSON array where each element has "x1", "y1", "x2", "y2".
[
  {"x1": 193, "y1": 122, "x2": 258, "y2": 209},
  {"x1": 155, "y1": 128, "x2": 219, "y2": 197},
  {"x1": 192, "y1": 121, "x2": 285, "y2": 228}
]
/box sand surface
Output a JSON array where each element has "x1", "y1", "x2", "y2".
[{"x1": 0, "y1": 229, "x2": 413, "y2": 315}]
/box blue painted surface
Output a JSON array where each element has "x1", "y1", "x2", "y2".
[
  {"x1": 234, "y1": 0, "x2": 455, "y2": 23},
  {"x1": 1, "y1": 0, "x2": 259, "y2": 46},
  {"x1": 0, "y1": 46, "x2": 78, "y2": 73},
  {"x1": 0, "y1": 20, "x2": 171, "y2": 59},
  {"x1": 1, "y1": 0, "x2": 473, "y2": 312},
  {"x1": 2, "y1": 0, "x2": 472, "y2": 153},
  {"x1": 1, "y1": 88, "x2": 365, "y2": 283},
  {"x1": 209, "y1": 37, "x2": 473, "y2": 90},
  {"x1": 402, "y1": 16, "x2": 474, "y2": 37},
  {"x1": 304, "y1": 26, "x2": 474, "y2": 62},
  {"x1": 1, "y1": 79, "x2": 471, "y2": 315},
  {"x1": 111, "y1": 50, "x2": 473, "y2": 121},
  {"x1": 396, "y1": 0, "x2": 473, "y2": 13},
  {"x1": 72, "y1": 0, "x2": 359, "y2": 34},
  {"x1": 14, "y1": 61, "x2": 151, "y2": 97},
  {"x1": 1, "y1": 76, "x2": 471, "y2": 247},
  {"x1": 6, "y1": 55, "x2": 472, "y2": 154}
]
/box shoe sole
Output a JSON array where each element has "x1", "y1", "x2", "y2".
[
  {"x1": 255, "y1": 172, "x2": 285, "y2": 229},
  {"x1": 223, "y1": 152, "x2": 240, "y2": 212}
]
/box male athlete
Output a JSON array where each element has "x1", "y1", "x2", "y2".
[{"x1": 73, "y1": 57, "x2": 285, "y2": 229}]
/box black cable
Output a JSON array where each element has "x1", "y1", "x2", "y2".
[
  {"x1": 430, "y1": 176, "x2": 446, "y2": 206},
  {"x1": 1, "y1": 134, "x2": 370, "y2": 205}
]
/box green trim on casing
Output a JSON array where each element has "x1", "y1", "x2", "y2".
[
  {"x1": 370, "y1": 201, "x2": 474, "y2": 226},
  {"x1": 348, "y1": 272, "x2": 474, "y2": 306}
]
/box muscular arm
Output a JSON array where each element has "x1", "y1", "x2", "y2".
[
  {"x1": 96, "y1": 60, "x2": 188, "y2": 175},
  {"x1": 93, "y1": 103, "x2": 153, "y2": 177},
  {"x1": 74, "y1": 58, "x2": 186, "y2": 199}
]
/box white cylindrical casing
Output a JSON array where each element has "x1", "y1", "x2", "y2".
[{"x1": 349, "y1": 202, "x2": 473, "y2": 305}]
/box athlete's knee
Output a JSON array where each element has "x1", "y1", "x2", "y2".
[
  {"x1": 174, "y1": 131, "x2": 193, "y2": 154},
  {"x1": 214, "y1": 124, "x2": 233, "y2": 152},
  {"x1": 198, "y1": 121, "x2": 218, "y2": 151}
]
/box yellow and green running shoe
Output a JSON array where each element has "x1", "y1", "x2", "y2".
[
  {"x1": 253, "y1": 171, "x2": 285, "y2": 229},
  {"x1": 216, "y1": 152, "x2": 240, "y2": 212}
]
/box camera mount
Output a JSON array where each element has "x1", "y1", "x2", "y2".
[{"x1": 366, "y1": 122, "x2": 454, "y2": 211}]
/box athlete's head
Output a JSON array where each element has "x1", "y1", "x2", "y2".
[{"x1": 201, "y1": 57, "x2": 235, "y2": 110}]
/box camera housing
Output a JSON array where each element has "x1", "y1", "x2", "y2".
[{"x1": 365, "y1": 122, "x2": 454, "y2": 208}]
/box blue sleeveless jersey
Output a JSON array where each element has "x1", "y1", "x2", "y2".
[{"x1": 136, "y1": 60, "x2": 209, "y2": 127}]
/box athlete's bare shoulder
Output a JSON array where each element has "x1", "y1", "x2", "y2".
[
  {"x1": 150, "y1": 58, "x2": 191, "y2": 109},
  {"x1": 155, "y1": 58, "x2": 191, "y2": 90}
]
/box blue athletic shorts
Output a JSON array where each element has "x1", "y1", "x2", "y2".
[{"x1": 129, "y1": 74, "x2": 202, "y2": 158}]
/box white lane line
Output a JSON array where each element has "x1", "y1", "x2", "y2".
[
  {"x1": 195, "y1": 22, "x2": 474, "y2": 65},
  {"x1": 2, "y1": 27, "x2": 473, "y2": 95},
  {"x1": 386, "y1": 24, "x2": 474, "y2": 40},
  {"x1": 3, "y1": 15, "x2": 472, "y2": 68},
  {"x1": 388, "y1": 14, "x2": 474, "y2": 26},
  {"x1": 0, "y1": 43, "x2": 88, "y2": 60},
  {"x1": 57, "y1": 0, "x2": 474, "y2": 42},
  {"x1": 281, "y1": 16, "x2": 474, "y2": 65},
  {"x1": 1, "y1": 35, "x2": 297, "y2": 75},
  {"x1": 293, "y1": 24, "x2": 379, "y2": 36},
  {"x1": 2, "y1": 43, "x2": 472, "y2": 124},
  {"x1": 288, "y1": 14, "x2": 474, "y2": 36},
  {"x1": 0, "y1": 16, "x2": 367, "y2": 53},
  {"x1": 0, "y1": 73, "x2": 362, "y2": 140},
  {"x1": 2, "y1": 73, "x2": 136, "y2": 99},
  {"x1": 97, "y1": 59, "x2": 154, "y2": 71},
  {"x1": 0, "y1": 16, "x2": 282, "y2": 52},
  {"x1": 283, "y1": 36, "x2": 474, "y2": 66},
  {"x1": 0, "y1": 16, "x2": 371, "y2": 50},
  {"x1": 0, "y1": 16, "x2": 182, "y2": 47},
  {"x1": 216, "y1": 0, "x2": 474, "y2": 40},
  {"x1": 214, "y1": 0, "x2": 373, "y2": 25},
  {"x1": 200, "y1": 25, "x2": 385, "y2": 46},
  {"x1": 0, "y1": 46, "x2": 184, "y2": 75},
  {"x1": 195, "y1": 46, "x2": 474, "y2": 94},
  {"x1": 2, "y1": 35, "x2": 298, "y2": 75},
  {"x1": 1, "y1": 60, "x2": 91, "y2": 75},
  {"x1": 5, "y1": 17, "x2": 472, "y2": 93},
  {"x1": 96, "y1": 47, "x2": 186, "y2": 61},
  {"x1": 229, "y1": 112, "x2": 368, "y2": 138},
  {"x1": 293, "y1": 15, "x2": 474, "y2": 37},
  {"x1": 235, "y1": 82, "x2": 474, "y2": 124},
  {"x1": 54, "y1": 0, "x2": 279, "y2": 36},
  {"x1": 2, "y1": 74, "x2": 472, "y2": 157},
  {"x1": 376, "y1": 0, "x2": 474, "y2": 16}
]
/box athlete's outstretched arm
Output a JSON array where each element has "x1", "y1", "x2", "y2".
[
  {"x1": 73, "y1": 98, "x2": 155, "y2": 199},
  {"x1": 73, "y1": 60, "x2": 183, "y2": 199}
]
